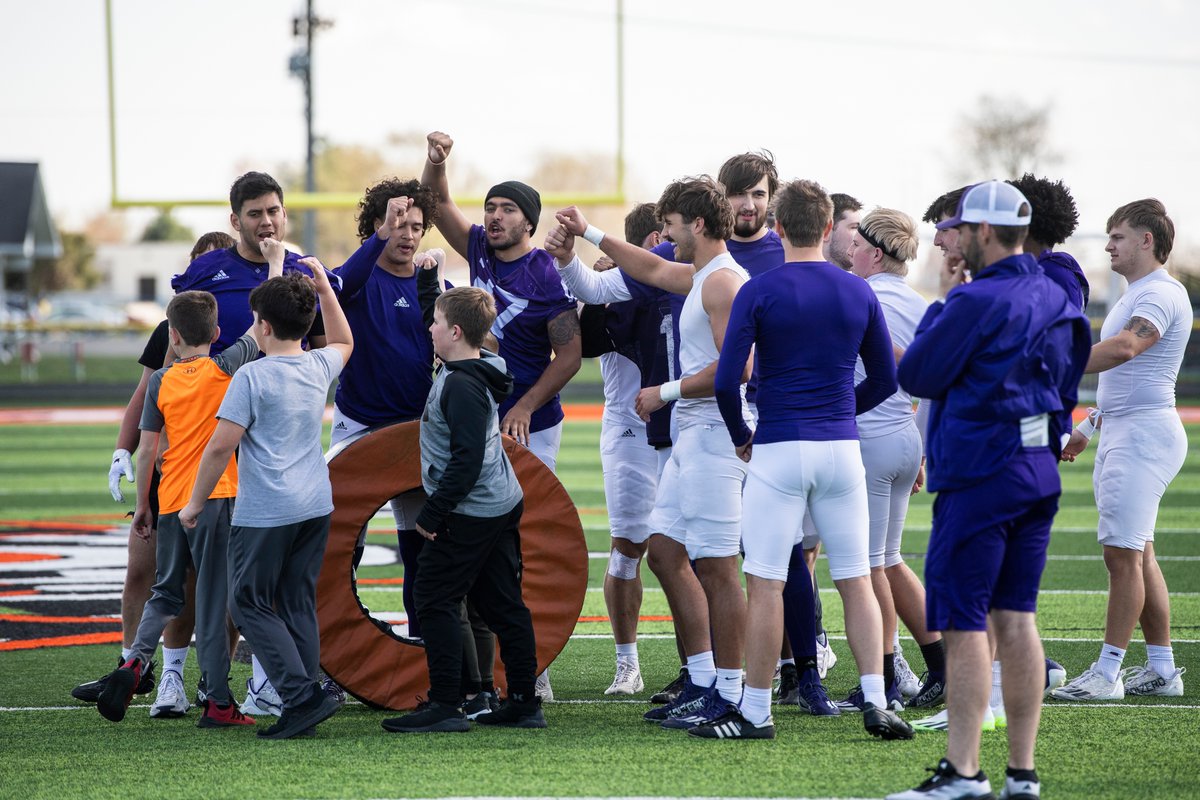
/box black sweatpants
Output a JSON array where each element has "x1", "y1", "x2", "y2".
[{"x1": 415, "y1": 500, "x2": 537, "y2": 705}]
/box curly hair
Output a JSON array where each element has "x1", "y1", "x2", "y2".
[
  {"x1": 922, "y1": 185, "x2": 971, "y2": 224},
  {"x1": 656, "y1": 176, "x2": 734, "y2": 241},
  {"x1": 1008, "y1": 174, "x2": 1079, "y2": 247},
  {"x1": 356, "y1": 178, "x2": 439, "y2": 243}
]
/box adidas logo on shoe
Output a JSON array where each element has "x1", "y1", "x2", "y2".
[
  {"x1": 211, "y1": 270, "x2": 230, "y2": 282},
  {"x1": 619, "y1": 428, "x2": 635, "y2": 438},
  {"x1": 334, "y1": 421, "x2": 349, "y2": 431},
  {"x1": 394, "y1": 297, "x2": 411, "y2": 308}
]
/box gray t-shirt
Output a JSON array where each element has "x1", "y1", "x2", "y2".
[{"x1": 217, "y1": 347, "x2": 344, "y2": 527}]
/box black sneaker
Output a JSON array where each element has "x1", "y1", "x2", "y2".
[
  {"x1": 257, "y1": 690, "x2": 342, "y2": 739},
  {"x1": 650, "y1": 667, "x2": 689, "y2": 704},
  {"x1": 774, "y1": 663, "x2": 799, "y2": 705},
  {"x1": 475, "y1": 694, "x2": 547, "y2": 728},
  {"x1": 909, "y1": 672, "x2": 947, "y2": 708},
  {"x1": 73, "y1": 656, "x2": 155, "y2": 703},
  {"x1": 863, "y1": 701, "x2": 914, "y2": 740},
  {"x1": 382, "y1": 700, "x2": 469, "y2": 733},
  {"x1": 97, "y1": 658, "x2": 146, "y2": 722},
  {"x1": 462, "y1": 691, "x2": 496, "y2": 720},
  {"x1": 687, "y1": 707, "x2": 775, "y2": 740},
  {"x1": 885, "y1": 759, "x2": 993, "y2": 799}
]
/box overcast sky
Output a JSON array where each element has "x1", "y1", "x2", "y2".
[{"x1": 4, "y1": 0, "x2": 1200, "y2": 269}]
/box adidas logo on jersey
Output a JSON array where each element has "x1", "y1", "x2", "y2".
[
  {"x1": 620, "y1": 428, "x2": 636, "y2": 438},
  {"x1": 394, "y1": 297, "x2": 411, "y2": 308},
  {"x1": 210, "y1": 270, "x2": 230, "y2": 282}
]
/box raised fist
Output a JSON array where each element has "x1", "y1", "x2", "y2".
[
  {"x1": 555, "y1": 206, "x2": 589, "y2": 236},
  {"x1": 427, "y1": 131, "x2": 454, "y2": 165}
]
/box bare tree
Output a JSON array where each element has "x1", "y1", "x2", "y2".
[{"x1": 956, "y1": 95, "x2": 1061, "y2": 181}]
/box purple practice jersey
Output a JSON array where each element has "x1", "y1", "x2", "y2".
[
  {"x1": 171, "y1": 246, "x2": 341, "y2": 355},
  {"x1": 727, "y1": 229, "x2": 785, "y2": 279},
  {"x1": 332, "y1": 234, "x2": 435, "y2": 426},
  {"x1": 715, "y1": 261, "x2": 897, "y2": 448},
  {"x1": 467, "y1": 225, "x2": 577, "y2": 432}
]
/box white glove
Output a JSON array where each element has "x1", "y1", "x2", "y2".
[{"x1": 108, "y1": 448, "x2": 134, "y2": 502}]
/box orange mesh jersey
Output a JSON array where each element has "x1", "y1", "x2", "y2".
[{"x1": 140, "y1": 334, "x2": 258, "y2": 514}]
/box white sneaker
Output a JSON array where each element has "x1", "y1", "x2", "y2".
[
  {"x1": 887, "y1": 759, "x2": 993, "y2": 800},
  {"x1": 1050, "y1": 663, "x2": 1124, "y2": 701},
  {"x1": 149, "y1": 669, "x2": 190, "y2": 718},
  {"x1": 999, "y1": 773, "x2": 1041, "y2": 799},
  {"x1": 535, "y1": 669, "x2": 554, "y2": 702},
  {"x1": 894, "y1": 643, "x2": 920, "y2": 698},
  {"x1": 911, "y1": 706, "x2": 997, "y2": 733},
  {"x1": 604, "y1": 659, "x2": 644, "y2": 695},
  {"x1": 239, "y1": 677, "x2": 284, "y2": 716},
  {"x1": 1122, "y1": 663, "x2": 1185, "y2": 697},
  {"x1": 816, "y1": 634, "x2": 837, "y2": 680}
]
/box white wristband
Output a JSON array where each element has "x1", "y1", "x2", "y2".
[
  {"x1": 659, "y1": 380, "x2": 683, "y2": 403},
  {"x1": 583, "y1": 225, "x2": 606, "y2": 247},
  {"x1": 1075, "y1": 416, "x2": 1096, "y2": 439}
]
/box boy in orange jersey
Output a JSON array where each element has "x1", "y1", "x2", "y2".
[{"x1": 94, "y1": 242, "x2": 285, "y2": 727}]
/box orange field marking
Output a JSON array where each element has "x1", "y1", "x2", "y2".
[
  {"x1": 0, "y1": 613, "x2": 118, "y2": 624},
  {"x1": 0, "y1": 553, "x2": 62, "y2": 563},
  {"x1": 0, "y1": 631, "x2": 123, "y2": 651},
  {"x1": 578, "y1": 615, "x2": 674, "y2": 623}
]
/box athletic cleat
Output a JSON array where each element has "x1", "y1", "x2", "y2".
[
  {"x1": 97, "y1": 658, "x2": 145, "y2": 722},
  {"x1": 836, "y1": 682, "x2": 904, "y2": 713},
  {"x1": 911, "y1": 706, "x2": 997, "y2": 733},
  {"x1": 72, "y1": 657, "x2": 155, "y2": 704},
  {"x1": 1050, "y1": 663, "x2": 1124, "y2": 701},
  {"x1": 149, "y1": 669, "x2": 190, "y2": 718},
  {"x1": 1122, "y1": 663, "x2": 1185, "y2": 697},
  {"x1": 257, "y1": 690, "x2": 342, "y2": 739},
  {"x1": 795, "y1": 670, "x2": 840, "y2": 716},
  {"x1": 774, "y1": 662, "x2": 799, "y2": 705},
  {"x1": 895, "y1": 645, "x2": 921, "y2": 699},
  {"x1": 381, "y1": 700, "x2": 469, "y2": 733},
  {"x1": 661, "y1": 688, "x2": 733, "y2": 730},
  {"x1": 321, "y1": 675, "x2": 347, "y2": 706},
  {"x1": 909, "y1": 672, "x2": 947, "y2": 708},
  {"x1": 886, "y1": 759, "x2": 993, "y2": 799},
  {"x1": 687, "y1": 707, "x2": 775, "y2": 740},
  {"x1": 998, "y1": 772, "x2": 1040, "y2": 799},
  {"x1": 239, "y1": 677, "x2": 284, "y2": 717},
  {"x1": 1044, "y1": 658, "x2": 1066, "y2": 697},
  {"x1": 863, "y1": 702, "x2": 914, "y2": 740},
  {"x1": 650, "y1": 667, "x2": 689, "y2": 704},
  {"x1": 463, "y1": 691, "x2": 497, "y2": 720},
  {"x1": 475, "y1": 694, "x2": 547, "y2": 728},
  {"x1": 643, "y1": 679, "x2": 708, "y2": 722},
  {"x1": 605, "y1": 659, "x2": 644, "y2": 696},
  {"x1": 196, "y1": 699, "x2": 255, "y2": 728},
  {"x1": 535, "y1": 669, "x2": 554, "y2": 702},
  {"x1": 816, "y1": 634, "x2": 838, "y2": 679}
]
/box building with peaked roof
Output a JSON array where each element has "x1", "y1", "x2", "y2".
[{"x1": 0, "y1": 162, "x2": 62, "y2": 308}]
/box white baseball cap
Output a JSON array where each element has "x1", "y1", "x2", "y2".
[{"x1": 936, "y1": 180, "x2": 1033, "y2": 230}]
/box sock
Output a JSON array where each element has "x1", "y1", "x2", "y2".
[
  {"x1": 739, "y1": 686, "x2": 772, "y2": 725},
  {"x1": 991, "y1": 661, "x2": 1005, "y2": 709},
  {"x1": 1146, "y1": 644, "x2": 1176, "y2": 678},
  {"x1": 920, "y1": 639, "x2": 947, "y2": 677},
  {"x1": 883, "y1": 652, "x2": 896, "y2": 690},
  {"x1": 782, "y1": 546, "x2": 818, "y2": 664},
  {"x1": 161, "y1": 646, "x2": 188, "y2": 679},
  {"x1": 778, "y1": 657, "x2": 795, "y2": 667},
  {"x1": 615, "y1": 641, "x2": 639, "y2": 666},
  {"x1": 121, "y1": 647, "x2": 133, "y2": 661},
  {"x1": 1097, "y1": 643, "x2": 1126, "y2": 682},
  {"x1": 861, "y1": 673, "x2": 886, "y2": 709},
  {"x1": 716, "y1": 668, "x2": 742, "y2": 703},
  {"x1": 686, "y1": 651, "x2": 717, "y2": 688},
  {"x1": 251, "y1": 655, "x2": 270, "y2": 690}
]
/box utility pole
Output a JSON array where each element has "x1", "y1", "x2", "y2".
[{"x1": 289, "y1": 1, "x2": 332, "y2": 256}]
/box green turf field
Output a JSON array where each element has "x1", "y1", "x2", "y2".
[{"x1": 1, "y1": 420, "x2": 1198, "y2": 800}]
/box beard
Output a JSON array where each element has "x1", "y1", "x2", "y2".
[
  {"x1": 962, "y1": 236, "x2": 986, "y2": 273},
  {"x1": 489, "y1": 224, "x2": 526, "y2": 252},
  {"x1": 733, "y1": 212, "x2": 765, "y2": 239},
  {"x1": 828, "y1": 240, "x2": 853, "y2": 270}
]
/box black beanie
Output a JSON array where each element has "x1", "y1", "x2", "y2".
[{"x1": 485, "y1": 180, "x2": 542, "y2": 235}]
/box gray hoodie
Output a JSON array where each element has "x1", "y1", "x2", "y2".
[{"x1": 416, "y1": 350, "x2": 524, "y2": 531}]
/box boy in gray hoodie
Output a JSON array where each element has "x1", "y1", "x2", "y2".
[{"x1": 382, "y1": 286, "x2": 544, "y2": 733}]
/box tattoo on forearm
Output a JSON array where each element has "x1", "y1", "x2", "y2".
[
  {"x1": 1123, "y1": 316, "x2": 1158, "y2": 339},
  {"x1": 548, "y1": 311, "x2": 582, "y2": 346}
]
